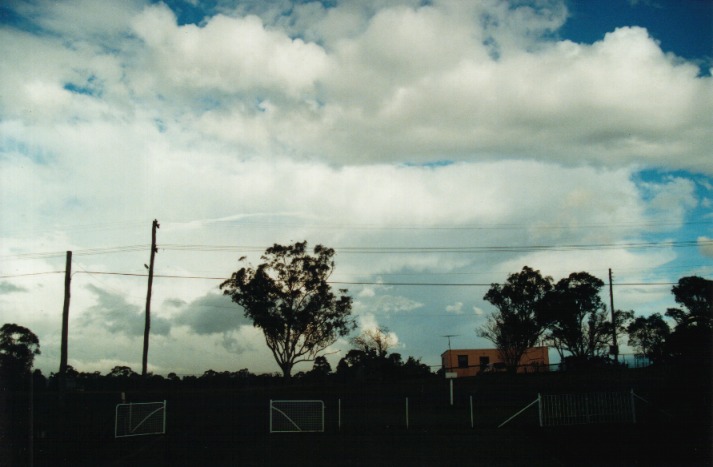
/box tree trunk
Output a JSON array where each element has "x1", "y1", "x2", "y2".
[{"x1": 280, "y1": 362, "x2": 293, "y2": 381}]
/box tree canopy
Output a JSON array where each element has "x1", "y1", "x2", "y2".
[
  {"x1": 220, "y1": 241, "x2": 354, "y2": 380},
  {"x1": 664, "y1": 276, "x2": 712, "y2": 364},
  {"x1": 667, "y1": 276, "x2": 713, "y2": 330},
  {"x1": 627, "y1": 313, "x2": 670, "y2": 364},
  {"x1": 0, "y1": 323, "x2": 41, "y2": 383},
  {"x1": 478, "y1": 266, "x2": 553, "y2": 372},
  {"x1": 540, "y1": 272, "x2": 612, "y2": 361}
]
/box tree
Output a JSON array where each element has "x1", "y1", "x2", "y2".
[
  {"x1": 665, "y1": 276, "x2": 712, "y2": 363},
  {"x1": 478, "y1": 266, "x2": 553, "y2": 372},
  {"x1": 626, "y1": 313, "x2": 670, "y2": 364},
  {"x1": 350, "y1": 327, "x2": 396, "y2": 358},
  {"x1": 221, "y1": 241, "x2": 354, "y2": 380},
  {"x1": 107, "y1": 366, "x2": 138, "y2": 378},
  {"x1": 541, "y1": 272, "x2": 611, "y2": 361},
  {"x1": 311, "y1": 355, "x2": 332, "y2": 375},
  {"x1": 666, "y1": 276, "x2": 712, "y2": 330},
  {"x1": 0, "y1": 323, "x2": 41, "y2": 380}
]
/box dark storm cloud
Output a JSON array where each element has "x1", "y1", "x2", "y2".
[
  {"x1": 81, "y1": 284, "x2": 171, "y2": 337},
  {"x1": 174, "y1": 291, "x2": 251, "y2": 335},
  {"x1": 0, "y1": 281, "x2": 27, "y2": 294}
]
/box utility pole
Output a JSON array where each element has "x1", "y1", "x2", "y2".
[
  {"x1": 59, "y1": 251, "x2": 72, "y2": 391},
  {"x1": 609, "y1": 268, "x2": 618, "y2": 362},
  {"x1": 142, "y1": 220, "x2": 159, "y2": 377}
]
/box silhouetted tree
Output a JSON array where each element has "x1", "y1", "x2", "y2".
[
  {"x1": 479, "y1": 266, "x2": 553, "y2": 372},
  {"x1": 336, "y1": 349, "x2": 369, "y2": 378},
  {"x1": 401, "y1": 356, "x2": 433, "y2": 378},
  {"x1": 666, "y1": 276, "x2": 713, "y2": 330},
  {"x1": 541, "y1": 272, "x2": 611, "y2": 362},
  {"x1": 0, "y1": 323, "x2": 40, "y2": 385},
  {"x1": 311, "y1": 355, "x2": 332, "y2": 375},
  {"x1": 627, "y1": 313, "x2": 670, "y2": 364},
  {"x1": 350, "y1": 327, "x2": 395, "y2": 358},
  {"x1": 107, "y1": 365, "x2": 137, "y2": 378},
  {"x1": 221, "y1": 241, "x2": 354, "y2": 380},
  {"x1": 665, "y1": 276, "x2": 712, "y2": 364}
]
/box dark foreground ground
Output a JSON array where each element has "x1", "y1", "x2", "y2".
[
  {"x1": 99, "y1": 421, "x2": 709, "y2": 467},
  {"x1": 4, "y1": 366, "x2": 712, "y2": 466},
  {"x1": 32, "y1": 418, "x2": 711, "y2": 466}
]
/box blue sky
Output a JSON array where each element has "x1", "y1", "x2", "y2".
[
  {"x1": 0, "y1": 0, "x2": 711, "y2": 376},
  {"x1": 563, "y1": 0, "x2": 712, "y2": 69}
]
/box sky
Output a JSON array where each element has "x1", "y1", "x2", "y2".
[{"x1": 0, "y1": 0, "x2": 711, "y2": 377}]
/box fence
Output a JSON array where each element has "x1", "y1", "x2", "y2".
[
  {"x1": 115, "y1": 400, "x2": 167, "y2": 438},
  {"x1": 499, "y1": 390, "x2": 637, "y2": 428},
  {"x1": 539, "y1": 391, "x2": 636, "y2": 426},
  {"x1": 270, "y1": 400, "x2": 325, "y2": 433}
]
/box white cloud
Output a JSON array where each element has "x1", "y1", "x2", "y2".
[
  {"x1": 699, "y1": 237, "x2": 713, "y2": 259},
  {"x1": 446, "y1": 302, "x2": 464, "y2": 314},
  {"x1": 640, "y1": 176, "x2": 698, "y2": 224},
  {"x1": 131, "y1": 4, "x2": 330, "y2": 97}
]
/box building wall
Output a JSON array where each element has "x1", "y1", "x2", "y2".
[{"x1": 441, "y1": 347, "x2": 549, "y2": 377}]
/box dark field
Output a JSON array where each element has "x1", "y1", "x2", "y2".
[{"x1": 4, "y1": 366, "x2": 712, "y2": 466}]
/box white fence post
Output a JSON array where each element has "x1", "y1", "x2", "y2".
[{"x1": 537, "y1": 393, "x2": 543, "y2": 427}]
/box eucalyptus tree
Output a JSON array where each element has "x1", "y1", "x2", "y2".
[
  {"x1": 478, "y1": 266, "x2": 553, "y2": 372},
  {"x1": 540, "y1": 272, "x2": 612, "y2": 361},
  {"x1": 627, "y1": 313, "x2": 670, "y2": 364},
  {"x1": 0, "y1": 323, "x2": 40, "y2": 379},
  {"x1": 221, "y1": 241, "x2": 354, "y2": 380}
]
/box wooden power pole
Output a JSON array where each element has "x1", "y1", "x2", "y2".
[
  {"x1": 609, "y1": 268, "x2": 618, "y2": 362},
  {"x1": 142, "y1": 220, "x2": 159, "y2": 377},
  {"x1": 59, "y1": 250, "x2": 72, "y2": 391}
]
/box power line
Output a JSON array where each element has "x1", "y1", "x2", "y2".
[
  {"x1": 0, "y1": 269, "x2": 681, "y2": 287},
  {"x1": 1, "y1": 245, "x2": 148, "y2": 261},
  {"x1": 2, "y1": 238, "x2": 710, "y2": 261},
  {"x1": 161, "y1": 239, "x2": 707, "y2": 254},
  {"x1": 0, "y1": 271, "x2": 64, "y2": 278}
]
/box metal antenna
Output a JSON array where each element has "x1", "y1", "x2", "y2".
[
  {"x1": 442, "y1": 335, "x2": 459, "y2": 372},
  {"x1": 442, "y1": 334, "x2": 458, "y2": 352}
]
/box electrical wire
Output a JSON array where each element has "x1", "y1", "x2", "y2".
[
  {"x1": 0, "y1": 269, "x2": 680, "y2": 287},
  {"x1": 2, "y1": 231, "x2": 710, "y2": 261}
]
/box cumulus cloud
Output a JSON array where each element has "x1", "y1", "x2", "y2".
[
  {"x1": 131, "y1": 4, "x2": 330, "y2": 97},
  {"x1": 639, "y1": 176, "x2": 698, "y2": 225},
  {"x1": 446, "y1": 302, "x2": 464, "y2": 314},
  {"x1": 5, "y1": 1, "x2": 708, "y2": 170},
  {"x1": 80, "y1": 284, "x2": 171, "y2": 337}
]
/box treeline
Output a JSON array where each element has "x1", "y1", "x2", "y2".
[
  {"x1": 0, "y1": 322, "x2": 435, "y2": 394},
  {"x1": 479, "y1": 269, "x2": 712, "y2": 371},
  {"x1": 8, "y1": 353, "x2": 434, "y2": 394}
]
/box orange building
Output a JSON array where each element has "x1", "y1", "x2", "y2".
[{"x1": 441, "y1": 346, "x2": 549, "y2": 377}]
